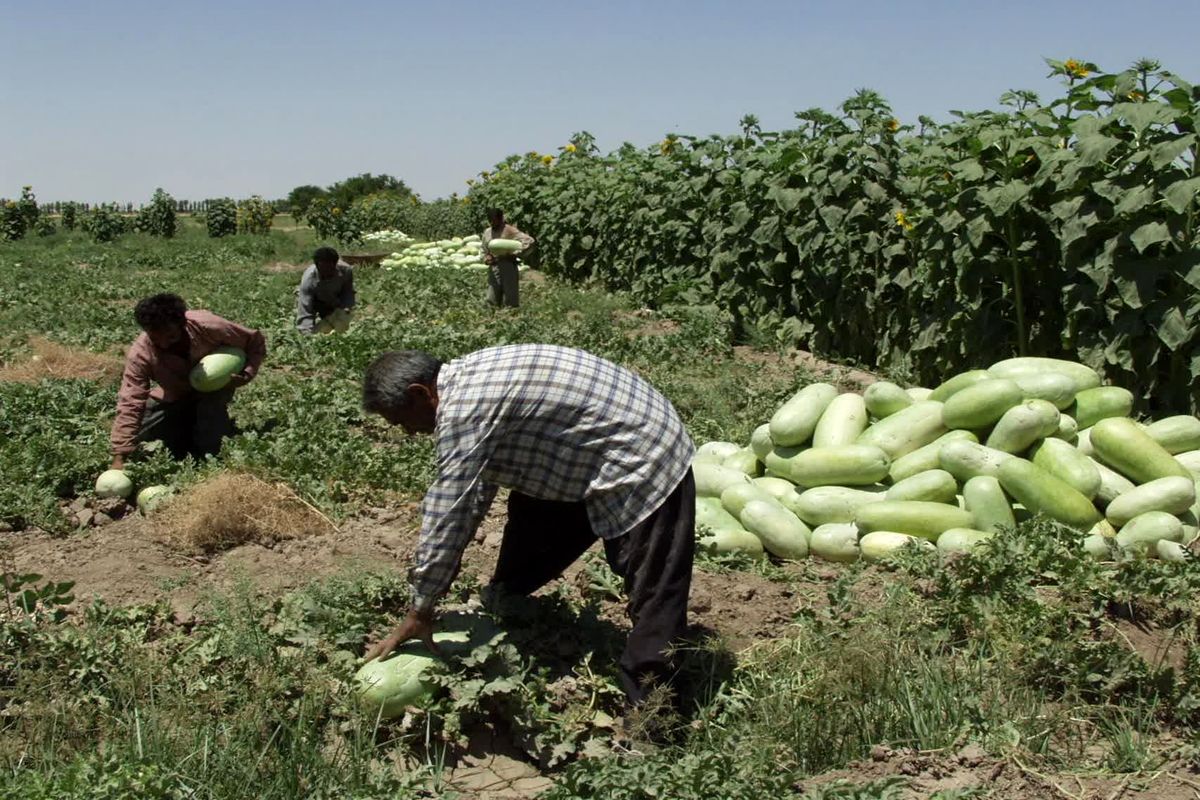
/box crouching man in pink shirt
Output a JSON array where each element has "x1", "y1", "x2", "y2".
[{"x1": 108, "y1": 293, "x2": 266, "y2": 470}]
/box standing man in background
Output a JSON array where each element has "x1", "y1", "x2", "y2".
[
  {"x1": 296, "y1": 246, "x2": 356, "y2": 334},
  {"x1": 481, "y1": 208, "x2": 534, "y2": 309}
]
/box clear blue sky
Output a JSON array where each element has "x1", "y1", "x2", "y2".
[{"x1": 3, "y1": 0, "x2": 1198, "y2": 204}]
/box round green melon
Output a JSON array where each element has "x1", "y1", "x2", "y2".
[
  {"x1": 353, "y1": 617, "x2": 499, "y2": 718},
  {"x1": 189, "y1": 346, "x2": 246, "y2": 392},
  {"x1": 137, "y1": 485, "x2": 173, "y2": 514},
  {"x1": 95, "y1": 469, "x2": 133, "y2": 499}
]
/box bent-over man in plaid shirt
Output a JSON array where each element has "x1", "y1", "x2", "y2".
[{"x1": 360, "y1": 344, "x2": 696, "y2": 704}]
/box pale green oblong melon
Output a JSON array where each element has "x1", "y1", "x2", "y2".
[
  {"x1": 770, "y1": 383, "x2": 839, "y2": 447},
  {"x1": 1082, "y1": 534, "x2": 1114, "y2": 560},
  {"x1": 1115, "y1": 511, "x2": 1185, "y2": 554},
  {"x1": 885, "y1": 469, "x2": 958, "y2": 504},
  {"x1": 889, "y1": 430, "x2": 977, "y2": 483},
  {"x1": 792, "y1": 486, "x2": 886, "y2": 526},
  {"x1": 856, "y1": 401, "x2": 946, "y2": 460},
  {"x1": 928, "y1": 370, "x2": 992, "y2": 403},
  {"x1": 698, "y1": 527, "x2": 765, "y2": 557},
  {"x1": 696, "y1": 497, "x2": 742, "y2": 532},
  {"x1": 750, "y1": 424, "x2": 774, "y2": 461},
  {"x1": 936, "y1": 527, "x2": 995, "y2": 555},
  {"x1": 809, "y1": 523, "x2": 861, "y2": 563},
  {"x1": 1156, "y1": 539, "x2": 1188, "y2": 562},
  {"x1": 1089, "y1": 457, "x2": 1134, "y2": 508},
  {"x1": 937, "y1": 440, "x2": 1015, "y2": 482},
  {"x1": 1053, "y1": 414, "x2": 1078, "y2": 443},
  {"x1": 941, "y1": 379, "x2": 1023, "y2": 430},
  {"x1": 697, "y1": 441, "x2": 741, "y2": 460},
  {"x1": 486, "y1": 238, "x2": 524, "y2": 255},
  {"x1": 855, "y1": 501, "x2": 975, "y2": 542},
  {"x1": 1105, "y1": 476, "x2": 1196, "y2": 528},
  {"x1": 752, "y1": 476, "x2": 805, "y2": 518},
  {"x1": 987, "y1": 357, "x2": 1102, "y2": 394},
  {"x1": 1145, "y1": 416, "x2": 1200, "y2": 455},
  {"x1": 859, "y1": 531, "x2": 935, "y2": 561},
  {"x1": 985, "y1": 399, "x2": 1060, "y2": 454},
  {"x1": 1071, "y1": 386, "x2": 1134, "y2": 430},
  {"x1": 740, "y1": 499, "x2": 810, "y2": 560},
  {"x1": 694, "y1": 462, "x2": 752, "y2": 498},
  {"x1": 862, "y1": 381, "x2": 912, "y2": 420},
  {"x1": 1012, "y1": 372, "x2": 1077, "y2": 410},
  {"x1": 1029, "y1": 437, "x2": 1101, "y2": 499},
  {"x1": 962, "y1": 475, "x2": 1016, "y2": 533},
  {"x1": 813, "y1": 393, "x2": 870, "y2": 447},
  {"x1": 722, "y1": 448, "x2": 762, "y2": 477},
  {"x1": 720, "y1": 482, "x2": 779, "y2": 519},
  {"x1": 778, "y1": 444, "x2": 891, "y2": 487},
  {"x1": 189, "y1": 346, "x2": 247, "y2": 392}
]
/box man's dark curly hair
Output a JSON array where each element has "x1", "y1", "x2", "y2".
[
  {"x1": 134, "y1": 293, "x2": 188, "y2": 330},
  {"x1": 313, "y1": 246, "x2": 340, "y2": 264}
]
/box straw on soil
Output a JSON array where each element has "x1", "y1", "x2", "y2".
[
  {"x1": 156, "y1": 473, "x2": 336, "y2": 554},
  {"x1": 0, "y1": 337, "x2": 123, "y2": 383}
]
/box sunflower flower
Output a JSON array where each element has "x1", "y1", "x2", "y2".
[{"x1": 1064, "y1": 59, "x2": 1089, "y2": 79}]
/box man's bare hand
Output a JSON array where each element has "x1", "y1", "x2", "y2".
[
  {"x1": 483, "y1": 253, "x2": 496, "y2": 266},
  {"x1": 109, "y1": 455, "x2": 125, "y2": 471},
  {"x1": 227, "y1": 371, "x2": 252, "y2": 389},
  {"x1": 363, "y1": 608, "x2": 440, "y2": 663}
]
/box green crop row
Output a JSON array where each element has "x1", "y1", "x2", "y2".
[{"x1": 470, "y1": 59, "x2": 1200, "y2": 415}]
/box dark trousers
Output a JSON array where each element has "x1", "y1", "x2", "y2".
[
  {"x1": 486, "y1": 260, "x2": 520, "y2": 308},
  {"x1": 489, "y1": 472, "x2": 696, "y2": 704},
  {"x1": 138, "y1": 386, "x2": 235, "y2": 460}
]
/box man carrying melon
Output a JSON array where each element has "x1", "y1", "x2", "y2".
[
  {"x1": 360, "y1": 344, "x2": 696, "y2": 707},
  {"x1": 295, "y1": 246, "x2": 356, "y2": 334},
  {"x1": 108, "y1": 293, "x2": 266, "y2": 470},
  {"x1": 481, "y1": 208, "x2": 535, "y2": 308}
]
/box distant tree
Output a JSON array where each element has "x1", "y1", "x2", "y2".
[
  {"x1": 326, "y1": 173, "x2": 413, "y2": 208},
  {"x1": 286, "y1": 184, "x2": 326, "y2": 218}
]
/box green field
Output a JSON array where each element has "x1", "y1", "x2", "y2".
[{"x1": 4, "y1": 227, "x2": 1200, "y2": 799}]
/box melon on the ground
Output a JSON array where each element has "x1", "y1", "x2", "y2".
[
  {"x1": 95, "y1": 469, "x2": 133, "y2": 499},
  {"x1": 353, "y1": 615, "x2": 499, "y2": 718}
]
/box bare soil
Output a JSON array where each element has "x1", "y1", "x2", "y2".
[
  {"x1": 800, "y1": 745, "x2": 1200, "y2": 799},
  {"x1": 1, "y1": 493, "x2": 806, "y2": 650}
]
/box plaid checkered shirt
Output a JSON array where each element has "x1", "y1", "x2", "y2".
[{"x1": 409, "y1": 344, "x2": 695, "y2": 611}]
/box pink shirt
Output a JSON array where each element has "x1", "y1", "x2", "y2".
[{"x1": 110, "y1": 309, "x2": 267, "y2": 454}]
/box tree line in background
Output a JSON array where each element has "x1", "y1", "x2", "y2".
[
  {"x1": 1, "y1": 172, "x2": 480, "y2": 247},
  {"x1": 0, "y1": 187, "x2": 276, "y2": 243},
  {"x1": 285, "y1": 172, "x2": 477, "y2": 245}
]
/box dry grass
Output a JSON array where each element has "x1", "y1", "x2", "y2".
[
  {"x1": 0, "y1": 337, "x2": 123, "y2": 384},
  {"x1": 156, "y1": 472, "x2": 336, "y2": 554},
  {"x1": 262, "y1": 261, "x2": 306, "y2": 273}
]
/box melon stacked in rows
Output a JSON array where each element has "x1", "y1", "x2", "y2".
[{"x1": 694, "y1": 357, "x2": 1200, "y2": 563}]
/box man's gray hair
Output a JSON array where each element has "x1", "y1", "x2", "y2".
[{"x1": 362, "y1": 350, "x2": 444, "y2": 413}]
